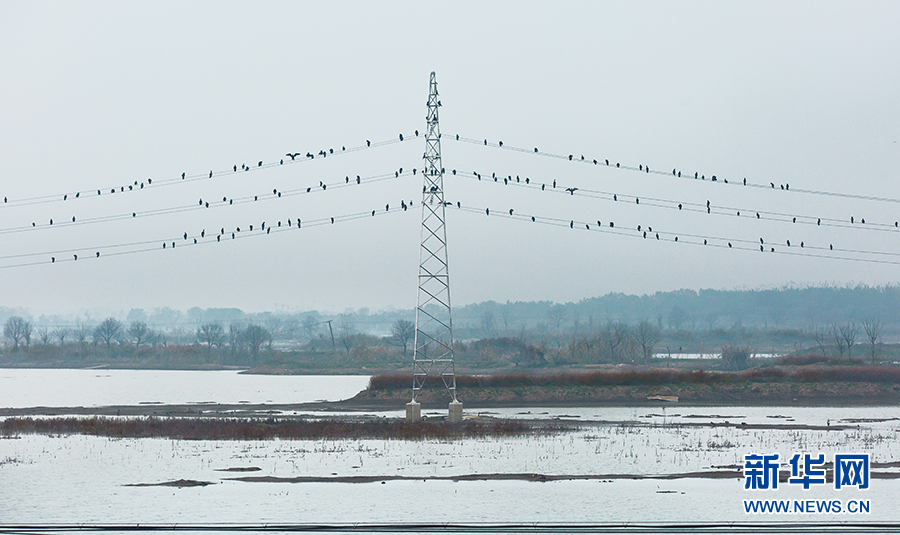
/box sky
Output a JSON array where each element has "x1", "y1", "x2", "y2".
[{"x1": 1, "y1": 1, "x2": 899, "y2": 316}]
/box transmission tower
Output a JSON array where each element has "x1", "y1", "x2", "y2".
[{"x1": 407, "y1": 72, "x2": 462, "y2": 423}]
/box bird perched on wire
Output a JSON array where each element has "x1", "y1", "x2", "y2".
[{"x1": 565, "y1": 187, "x2": 578, "y2": 195}]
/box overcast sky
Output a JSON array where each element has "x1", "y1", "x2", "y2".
[{"x1": 1, "y1": 1, "x2": 899, "y2": 317}]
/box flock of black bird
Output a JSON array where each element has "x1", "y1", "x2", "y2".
[{"x1": 2, "y1": 130, "x2": 897, "y2": 268}]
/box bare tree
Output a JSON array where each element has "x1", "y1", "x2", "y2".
[
  {"x1": 832, "y1": 323, "x2": 846, "y2": 357},
  {"x1": 302, "y1": 316, "x2": 319, "y2": 341},
  {"x1": 863, "y1": 319, "x2": 884, "y2": 364},
  {"x1": 228, "y1": 323, "x2": 242, "y2": 360},
  {"x1": 813, "y1": 327, "x2": 830, "y2": 357},
  {"x1": 391, "y1": 319, "x2": 415, "y2": 355},
  {"x1": 93, "y1": 317, "x2": 123, "y2": 348},
  {"x1": 74, "y1": 323, "x2": 90, "y2": 352},
  {"x1": 128, "y1": 321, "x2": 151, "y2": 348},
  {"x1": 241, "y1": 324, "x2": 270, "y2": 363},
  {"x1": 601, "y1": 321, "x2": 629, "y2": 363},
  {"x1": 37, "y1": 327, "x2": 52, "y2": 346},
  {"x1": 336, "y1": 315, "x2": 356, "y2": 354},
  {"x1": 480, "y1": 311, "x2": 497, "y2": 337},
  {"x1": 668, "y1": 306, "x2": 687, "y2": 331},
  {"x1": 3, "y1": 316, "x2": 31, "y2": 351},
  {"x1": 53, "y1": 327, "x2": 70, "y2": 347},
  {"x1": 548, "y1": 305, "x2": 568, "y2": 332},
  {"x1": 197, "y1": 322, "x2": 225, "y2": 359},
  {"x1": 840, "y1": 322, "x2": 860, "y2": 359},
  {"x1": 632, "y1": 320, "x2": 661, "y2": 363}
]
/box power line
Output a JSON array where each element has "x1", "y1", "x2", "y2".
[
  {"x1": 0, "y1": 169, "x2": 417, "y2": 236},
  {"x1": 450, "y1": 134, "x2": 900, "y2": 205},
  {"x1": 451, "y1": 170, "x2": 900, "y2": 234},
  {"x1": 454, "y1": 204, "x2": 900, "y2": 266},
  {"x1": 0, "y1": 203, "x2": 415, "y2": 270},
  {"x1": 0, "y1": 133, "x2": 418, "y2": 209}
]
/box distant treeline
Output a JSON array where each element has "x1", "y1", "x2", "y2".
[{"x1": 3, "y1": 284, "x2": 900, "y2": 340}]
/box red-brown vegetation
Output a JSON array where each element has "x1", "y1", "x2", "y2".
[
  {"x1": 368, "y1": 366, "x2": 900, "y2": 391},
  {"x1": 0, "y1": 416, "x2": 533, "y2": 440}
]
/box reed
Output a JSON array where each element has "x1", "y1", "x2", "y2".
[
  {"x1": 0, "y1": 416, "x2": 534, "y2": 440},
  {"x1": 368, "y1": 366, "x2": 900, "y2": 391}
]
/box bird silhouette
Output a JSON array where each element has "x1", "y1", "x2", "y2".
[
  {"x1": 287, "y1": 153, "x2": 300, "y2": 160},
  {"x1": 331, "y1": 217, "x2": 334, "y2": 224},
  {"x1": 532, "y1": 216, "x2": 536, "y2": 222},
  {"x1": 787, "y1": 240, "x2": 791, "y2": 247},
  {"x1": 743, "y1": 178, "x2": 747, "y2": 185},
  {"x1": 565, "y1": 188, "x2": 578, "y2": 195},
  {"x1": 51, "y1": 257, "x2": 55, "y2": 263},
  {"x1": 851, "y1": 216, "x2": 855, "y2": 223},
  {"x1": 357, "y1": 176, "x2": 361, "y2": 184},
  {"x1": 541, "y1": 184, "x2": 545, "y2": 191},
  {"x1": 830, "y1": 244, "x2": 833, "y2": 250},
  {"x1": 234, "y1": 165, "x2": 237, "y2": 172},
  {"x1": 817, "y1": 218, "x2": 821, "y2": 225},
  {"x1": 486, "y1": 208, "x2": 490, "y2": 216},
  {"x1": 609, "y1": 222, "x2": 614, "y2": 228},
  {"x1": 571, "y1": 221, "x2": 574, "y2": 228},
  {"x1": 366, "y1": 140, "x2": 371, "y2": 147},
  {"x1": 509, "y1": 209, "x2": 514, "y2": 215},
  {"x1": 499, "y1": 141, "x2": 503, "y2": 147},
  {"x1": 209, "y1": 171, "x2": 213, "y2": 178},
  {"x1": 728, "y1": 242, "x2": 732, "y2": 248},
  {"x1": 553, "y1": 180, "x2": 556, "y2": 188},
  {"x1": 182, "y1": 172, "x2": 185, "y2": 179},
  {"x1": 678, "y1": 204, "x2": 682, "y2": 210},
  {"x1": 640, "y1": 165, "x2": 643, "y2": 171},
  {"x1": 217, "y1": 235, "x2": 220, "y2": 242},
  {"x1": 399, "y1": 134, "x2": 404, "y2": 141},
  {"x1": 457, "y1": 201, "x2": 461, "y2": 209},
  {"x1": 74, "y1": 254, "x2": 77, "y2": 260},
  {"x1": 614, "y1": 194, "x2": 617, "y2": 201}
]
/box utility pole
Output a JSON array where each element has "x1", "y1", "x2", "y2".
[{"x1": 407, "y1": 72, "x2": 461, "y2": 423}]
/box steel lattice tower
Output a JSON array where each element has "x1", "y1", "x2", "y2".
[{"x1": 408, "y1": 72, "x2": 460, "y2": 422}]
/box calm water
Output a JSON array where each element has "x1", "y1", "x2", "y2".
[
  {"x1": 0, "y1": 369, "x2": 370, "y2": 408},
  {"x1": 1, "y1": 369, "x2": 898, "y2": 526}
]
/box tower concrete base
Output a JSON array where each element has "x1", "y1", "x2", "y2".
[
  {"x1": 406, "y1": 401, "x2": 421, "y2": 422},
  {"x1": 449, "y1": 400, "x2": 463, "y2": 423}
]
